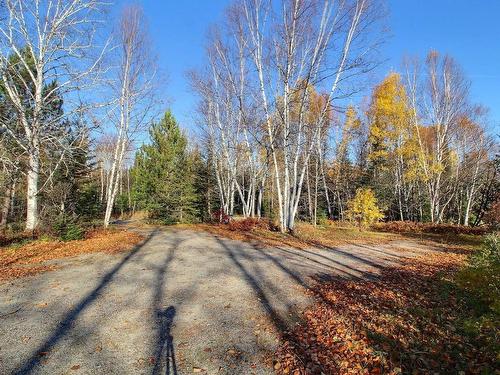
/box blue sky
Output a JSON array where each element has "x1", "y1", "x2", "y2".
[{"x1": 141, "y1": 0, "x2": 500, "y2": 133}]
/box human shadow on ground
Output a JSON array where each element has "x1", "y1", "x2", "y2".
[
  {"x1": 150, "y1": 229, "x2": 205, "y2": 375},
  {"x1": 151, "y1": 235, "x2": 179, "y2": 375},
  {"x1": 13, "y1": 229, "x2": 159, "y2": 375},
  {"x1": 152, "y1": 306, "x2": 177, "y2": 375}
]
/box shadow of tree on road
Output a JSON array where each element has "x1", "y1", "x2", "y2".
[{"x1": 13, "y1": 230, "x2": 160, "y2": 375}]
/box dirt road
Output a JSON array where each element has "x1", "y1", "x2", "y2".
[{"x1": 0, "y1": 227, "x2": 431, "y2": 374}]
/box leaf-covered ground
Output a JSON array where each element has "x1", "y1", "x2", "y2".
[
  {"x1": 275, "y1": 248, "x2": 498, "y2": 374},
  {"x1": 0, "y1": 229, "x2": 144, "y2": 281}
]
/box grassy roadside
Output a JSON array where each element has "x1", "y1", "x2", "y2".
[{"x1": 176, "y1": 220, "x2": 400, "y2": 249}]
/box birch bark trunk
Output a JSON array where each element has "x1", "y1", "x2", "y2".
[{"x1": 26, "y1": 142, "x2": 40, "y2": 231}]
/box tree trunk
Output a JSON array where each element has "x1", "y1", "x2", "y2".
[
  {"x1": 99, "y1": 162, "x2": 104, "y2": 203},
  {"x1": 26, "y1": 147, "x2": 40, "y2": 231},
  {"x1": 306, "y1": 163, "x2": 313, "y2": 222},
  {"x1": 257, "y1": 184, "x2": 263, "y2": 218},
  {"x1": 321, "y1": 168, "x2": 332, "y2": 219},
  {"x1": 127, "y1": 168, "x2": 131, "y2": 209},
  {"x1": 0, "y1": 180, "x2": 13, "y2": 230},
  {"x1": 313, "y1": 158, "x2": 319, "y2": 226},
  {"x1": 464, "y1": 195, "x2": 472, "y2": 226}
]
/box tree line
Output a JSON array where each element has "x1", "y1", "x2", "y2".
[
  {"x1": 188, "y1": 0, "x2": 499, "y2": 231},
  {"x1": 0, "y1": 0, "x2": 498, "y2": 236}
]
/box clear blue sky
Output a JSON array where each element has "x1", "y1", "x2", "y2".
[{"x1": 141, "y1": 0, "x2": 500, "y2": 133}]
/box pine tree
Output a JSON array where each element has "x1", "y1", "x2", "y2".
[{"x1": 131, "y1": 110, "x2": 200, "y2": 223}]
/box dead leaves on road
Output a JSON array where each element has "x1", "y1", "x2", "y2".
[
  {"x1": 0, "y1": 229, "x2": 144, "y2": 281},
  {"x1": 275, "y1": 251, "x2": 497, "y2": 374}
]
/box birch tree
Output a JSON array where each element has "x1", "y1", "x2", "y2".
[
  {"x1": 103, "y1": 5, "x2": 158, "y2": 227},
  {"x1": 453, "y1": 113, "x2": 491, "y2": 225},
  {"x1": 191, "y1": 15, "x2": 268, "y2": 219},
  {"x1": 0, "y1": 0, "x2": 108, "y2": 230},
  {"x1": 194, "y1": 0, "x2": 383, "y2": 231},
  {"x1": 405, "y1": 51, "x2": 471, "y2": 222},
  {"x1": 241, "y1": 0, "x2": 384, "y2": 231}
]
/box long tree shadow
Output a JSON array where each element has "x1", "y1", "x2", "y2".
[
  {"x1": 295, "y1": 236, "x2": 395, "y2": 269},
  {"x1": 277, "y1": 260, "x2": 493, "y2": 373},
  {"x1": 271, "y1": 246, "x2": 369, "y2": 278},
  {"x1": 13, "y1": 229, "x2": 159, "y2": 375},
  {"x1": 150, "y1": 230, "x2": 205, "y2": 375},
  {"x1": 353, "y1": 243, "x2": 413, "y2": 260},
  {"x1": 213, "y1": 235, "x2": 357, "y2": 373},
  {"x1": 214, "y1": 236, "x2": 289, "y2": 333}
]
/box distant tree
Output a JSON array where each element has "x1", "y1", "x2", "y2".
[
  {"x1": 131, "y1": 111, "x2": 200, "y2": 224},
  {"x1": 346, "y1": 188, "x2": 384, "y2": 230},
  {"x1": 367, "y1": 73, "x2": 418, "y2": 221},
  {"x1": 405, "y1": 51, "x2": 472, "y2": 223},
  {"x1": 484, "y1": 200, "x2": 500, "y2": 230}
]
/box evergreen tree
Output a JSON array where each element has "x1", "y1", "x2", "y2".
[{"x1": 131, "y1": 110, "x2": 200, "y2": 223}]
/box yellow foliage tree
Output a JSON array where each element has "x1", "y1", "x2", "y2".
[
  {"x1": 366, "y1": 73, "x2": 422, "y2": 220},
  {"x1": 367, "y1": 72, "x2": 415, "y2": 168},
  {"x1": 346, "y1": 188, "x2": 384, "y2": 230}
]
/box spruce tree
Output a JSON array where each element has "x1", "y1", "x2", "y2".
[{"x1": 131, "y1": 110, "x2": 200, "y2": 223}]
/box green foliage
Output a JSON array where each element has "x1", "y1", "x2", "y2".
[
  {"x1": 346, "y1": 188, "x2": 384, "y2": 229},
  {"x1": 53, "y1": 216, "x2": 84, "y2": 242},
  {"x1": 37, "y1": 128, "x2": 100, "y2": 230},
  {"x1": 115, "y1": 193, "x2": 129, "y2": 214},
  {"x1": 453, "y1": 233, "x2": 500, "y2": 356},
  {"x1": 131, "y1": 110, "x2": 201, "y2": 224},
  {"x1": 76, "y1": 182, "x2": 102, "y2": 219},
  {"x1": 316, "y1": 209, "x2": 329, "y2": 226},
  {"x1": 457, "y1": 233, "x2": 500, "y2": 313},
  {"x1": 468, "y1": 234, "x2": 500, "y2": 269}
]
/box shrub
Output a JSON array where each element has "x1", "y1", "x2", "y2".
[
  {"x1": 53, "y1": 216, "x2": 84, "y2": 242},
  {"x1": 211, "y1": 209, "x2": 231, "y2": 224},
  {"x1": 61, "y1": 223, "x2": 84, "y2": 241},
  {"x1": 346, "y1": 188, "x2": 384, "y2": 230},
  {"x1": 228, "y1": 217, "x2": 260, "y2": 232},
  {"x1": 468, "y1": 234, "x2": 500, "y2": 268},
  {"x1": 457, "y1": 233, "x2": 500, "y2": 314},
  {"x1": 316, "y1": 210, "x2": 329, "y2": 226},
  {"x1": 484, "y1": 200, "x2": 500, "y2": 230}
]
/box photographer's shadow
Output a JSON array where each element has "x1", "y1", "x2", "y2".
[{"x1": 152, "y1": 306, "x2": 177, "y2": 375}]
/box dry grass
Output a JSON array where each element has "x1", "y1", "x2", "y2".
[
  {"x1": 176, "y1": 219, "x2": 485, "y2": 254},
  {"x1": 176, "y1": 220, "x2": 400, "y2": 250},
  {"x1": 0, "y1": 229, "x2": 144, "y2": 282}
]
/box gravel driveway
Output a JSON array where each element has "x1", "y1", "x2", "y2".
[{"x1": 0, "y1": 227, "x2": 432, "y2": 374}]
